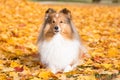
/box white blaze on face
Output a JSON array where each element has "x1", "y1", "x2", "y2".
[
  {"x1": 53, "y1": 13, "x2": 61, "y2": 33},
  {"x1": 56, "y1": 13, "x2": 59, "y2": 17}
]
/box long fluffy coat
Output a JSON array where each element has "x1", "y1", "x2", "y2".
[{"x1": 37, "y1": 8, "x2": 87, "y2": 73}]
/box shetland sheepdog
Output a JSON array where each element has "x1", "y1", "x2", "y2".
[{"x1": 37, "y1": 8, "x2": 88, "y2": 74}]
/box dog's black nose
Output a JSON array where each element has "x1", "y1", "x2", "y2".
[{"x1": 54, "y1": 26, "x2": 59, "y2": 30}]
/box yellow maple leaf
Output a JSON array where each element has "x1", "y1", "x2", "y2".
[
  {"x1": 107, "y1": 47, "x2": 119, "y2": 57},
  {"x1": 10, "y1": 61, "x2": 21, "y2": 68},
  {"x1": 102, "y1": 63, "x2": 112, "y2": 69},
  {"x1": 38, "y1": 70, "x2": 54, "y2": 79},
  {"x1": 78, "y1": 75, "x2": 96, "y2": 80}
]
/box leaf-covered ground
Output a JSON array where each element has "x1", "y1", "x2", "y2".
[{"x1": 0, "y1": 0, "x2": 120, "y2": 80}]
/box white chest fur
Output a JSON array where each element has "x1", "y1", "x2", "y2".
[{"x1": 38, "y1": 34, "x2": 80, "y2": 73}]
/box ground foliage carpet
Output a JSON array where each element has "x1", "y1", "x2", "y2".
[{"x1": 0, "y1": 0, "x2": 120, "y2": 80}]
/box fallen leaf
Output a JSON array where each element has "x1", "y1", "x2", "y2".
[{"x1": 14, "y1": 66, "x2": 24, "y2": 72}]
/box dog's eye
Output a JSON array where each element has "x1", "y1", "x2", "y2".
[
  {"x1": 60, "y1": 21, "x2": 63, "y2": 23},
  {"x1": 52, "y1": 20, "x2": 55, "y2": 23}
]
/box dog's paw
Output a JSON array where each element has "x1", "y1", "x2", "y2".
[{"x1": 64, "y1": 65, "x2": 73, "y2": 72}]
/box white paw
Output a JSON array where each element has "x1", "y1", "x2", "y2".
[
  {"x1": 50, "y1": 68, "x2": 57, "y2": 74},
  {"x1": 64, "y1": 65, "x2": 73, "y2": 72},
  {"x1": 49, "y1": 66, "x2": 58, "y2": 74}
]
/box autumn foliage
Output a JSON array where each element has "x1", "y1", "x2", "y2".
[{"x1": 0, "y1": 0, "x2": 120, "y2": 80}]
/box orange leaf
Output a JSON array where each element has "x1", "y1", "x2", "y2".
[{"x1": 14, "y1": 66, "x2": 24, "y2": 72}]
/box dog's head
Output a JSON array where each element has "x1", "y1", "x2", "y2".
[
  {"x1": 44, "y1": 8, "x2": 74, "y2": 37},
  {"x1": 37, "y1": 8, "x2": 80, "y2": 43},
  {"x1": 37, "y1": 8, "x2": 79, "y2": 41}
]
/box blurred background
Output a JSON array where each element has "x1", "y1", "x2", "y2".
[{"x1": 30, "y1": 0, "x2": 120, "y2": 3}]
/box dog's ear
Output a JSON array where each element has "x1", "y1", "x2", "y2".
[
  {"x1": 45, "y1": 8, "x2": 56, "y2": 19},
  {"x1": 60, "y1": 8, "x2": 71, "y2": 19},
  {"x1": 46, "y1": 8, "x2": 56, "y2": 14}
]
